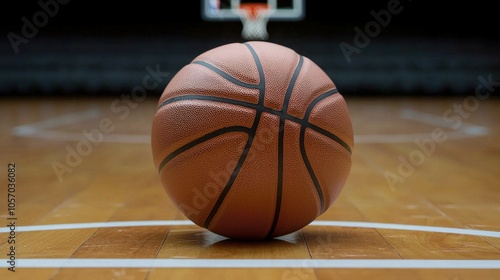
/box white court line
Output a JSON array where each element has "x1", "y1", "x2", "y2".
[
  {"x1": 1, "y1": 220, "x2": 499, "y2": 269},
  {"x1": 15, "y1": 126, "x2": 490, "y2": 145},
  {"x1": 401, "y1": 109, "x2": 487, "y2": 130},
  {"x1": 354, "y1": 109, "x2": 489, "y2": 143},
  {"x1": 28, "y1": 130, "x2": 151, "y2": 143},
  {"x1": 311, "y1": 221, "x2": 500, "y2": 238},
  {"x1": 354, "y1": 130, "x2": 488, "y2": 143},
  {"x1": 11, "y1": 108, "x2": 490, "y2": 144},
  {"x1": 1, "y1": 259, "x2": 499, "y2": 269},
  {"x1": 11, "y1": 108, "x2": 150, "y2": 143},
  {"x1": 1, "y1": 220, "x2": 499, "y2": 238},
  {"x1": 12, "y1": 108, "x2": 101, "y2": 136},
  {"x1": 402, "y1": 109, "x2": 463, "y2": 128}
]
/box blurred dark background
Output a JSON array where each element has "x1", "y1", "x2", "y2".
[{"x1": 1, "y1": 0, "x2": 499, "y2": 97}]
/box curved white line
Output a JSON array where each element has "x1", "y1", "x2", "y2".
[
  {"x1": 13, "y1": 108, "x2": 490, "y2": 144},
  {"x1": 354, "y1": 129, "x2": 489, "y2": 143},
  {"x1": 19, "y1": 130, "x2": 488, "y2": 144},
  {"x1": 12, "y1": 109, "x2": 101, "y2": 136},
  {"x1": 354, "y1": 108, "x2": 490, "y2": 143},
  {"x1": 23, "y1": 130, "x2": 151, "y2": 143},
  {"x1": 1, "y1": 259, "x2": 499, "y2": 269},
  {"x1": 0, "y1": 220, "x2": 194, "y2": 232},
  {"x1": 311, "y1": 221, "x2": 500, "y2": 238},
  {"x1": 1, "y1": 220, "x2": 499, "y2": 238}
]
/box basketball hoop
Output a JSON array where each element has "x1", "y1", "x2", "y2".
[{"x1": 236, "y1": 3, "x2": 275, "y2": 40}]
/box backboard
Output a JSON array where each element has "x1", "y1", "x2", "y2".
[{"x1": 201, "y1": 0, "x2": 305, "y2": 21}]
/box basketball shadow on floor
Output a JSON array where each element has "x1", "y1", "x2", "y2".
[
  {"x1": 162, "y1": 225, "x2": 401, "y2": 258},
  {"x1": 161, "y1": 228, "x2": 307, "y2": 258}
]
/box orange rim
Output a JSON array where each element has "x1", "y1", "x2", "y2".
[{"x1": 239, "y1": 3, "x2": 269, "y2": 20}]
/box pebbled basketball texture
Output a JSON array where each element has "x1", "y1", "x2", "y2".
[{"x1": 151, "y1": 41, "x2": 353, "y2": 240}]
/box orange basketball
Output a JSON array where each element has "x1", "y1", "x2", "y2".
[{"x1": 151, "y1": 41, "x2": 353, "y2": 240}]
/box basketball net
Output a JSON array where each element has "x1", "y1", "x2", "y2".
[{"x1": 237, "y1": 3, "x2": 274, "y2": 40}]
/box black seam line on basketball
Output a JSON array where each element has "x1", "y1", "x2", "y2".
[
  {"x1": 192, "y1": 61, "x2": 260, "y2": 89},
  {"x1": 266, "y1": 55, "x2": 304, "y2": 239},
  {"x1": 300, "y1": 90, "x2": 340, "y2": 214},
  {"x1": 202, "y1": 126, "x2": 257, "y2": 229},
  {"x1": 157, "y1": 126, "x2": 251, "y2": 173},
  {"x1": 243, "y1": 42, "x2": 266, "y2": 105},
  {"x1": 267, "y1": 120, "x2": 285, "y2": 239},
  {"x1": 300, "y1": 88, "x2": 351, "y2": 155},
  {"x1": 157, "y1": 94, "x2": 351, "y2": 155},
  {"x1": 203, "y1": 43, "x2": 266, "y2": 229},
  {"x1": 282, "y1": 56, "x2": 304, "y2": 114},
  {"x1": 308, "y1": 123, "x2": 351, "y2": 154}
]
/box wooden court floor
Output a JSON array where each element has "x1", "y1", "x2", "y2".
[{"x1": 0, "y1": 95, "x2": 499, "y2": 279}]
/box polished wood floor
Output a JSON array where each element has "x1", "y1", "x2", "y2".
[{"x1": 0, "y1": 95, "x2": 499, "y2": 279}]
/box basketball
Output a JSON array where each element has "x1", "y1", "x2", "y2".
[{"x1": 151, "y1": 41, "x2": 353, "y2": 240}]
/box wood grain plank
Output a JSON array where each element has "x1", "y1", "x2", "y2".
[
  {"x1": 0, "y1": 269, "x2": 58, "y2": 280},
  {"x1": 149, "y1": 268, "x2": 315, "y2": 280},
  {"x1": 356, "y1": 206, "x2": 500, "y2": 259},
  {"x1": 308, "y1": 202, "x2": 401, "y2": 259}
]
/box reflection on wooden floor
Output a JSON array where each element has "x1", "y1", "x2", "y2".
[{"x1": 0, "y1": 96, "x2": 499, "y2": 279}]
